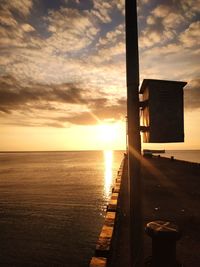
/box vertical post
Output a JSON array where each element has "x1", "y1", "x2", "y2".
[{"x1": 125, "y1": 0, "x2": 142, "y2": 267}]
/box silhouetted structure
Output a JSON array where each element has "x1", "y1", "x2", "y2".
[
  {"x1": 140, "y1": 79, "x2": 187, "y2": 143},
  {"x1": 125, "y1": 0, "x2": 142, "y2": 266}
]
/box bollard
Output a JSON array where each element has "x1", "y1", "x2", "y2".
[{"x1": 145, "y1": 220, "x2": 181, "y2": 267}]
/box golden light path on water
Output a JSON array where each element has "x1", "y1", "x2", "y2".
[{"x1": 104, "y1": 150, "x2": 113, "y2": 199}]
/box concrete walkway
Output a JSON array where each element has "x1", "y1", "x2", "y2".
[{"x1": 109, "y1": 156, "x2": 200, "y2": 266}]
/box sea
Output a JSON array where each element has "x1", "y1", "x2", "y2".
[
  {"x1": 0, "y1": 150, "x2": 199, "y2": 267},
  {"x1": 0, "y1": 150, "x2": 124, "y2": 267}
]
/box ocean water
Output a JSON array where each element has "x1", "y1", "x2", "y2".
[
  {"x1": 0, "y1": 151, "x2": 124, "y2": 267},
  {"x1": 164, "y1": 150, "x2": 200, "y2": 163}
]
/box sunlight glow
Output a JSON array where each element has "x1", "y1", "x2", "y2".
[
  {"x1": 0, "y1": 121, "x2": 127, "y2": 151},
  {"x1": 104, "y1": 150, "x2": 113, "y2": 198},
  {"x1": 99, "y1": 124, "x2": 116, "y2": 142},
  {"x1": 97, "y1": 123, "x2": 122, "y2": 150}
]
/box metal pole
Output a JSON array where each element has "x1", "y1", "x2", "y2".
[{"x1": 125, "y1": 0, "x2": 142, "y2": 266}]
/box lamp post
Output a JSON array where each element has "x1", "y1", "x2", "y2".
[{"x1": 125, "y1": 0, "x2": 143, "y2": 266}]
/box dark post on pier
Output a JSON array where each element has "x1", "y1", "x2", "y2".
[{"x1": 125, "y1": 0, "x2": 142, "y2": 267}]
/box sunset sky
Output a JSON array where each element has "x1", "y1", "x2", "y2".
[{"x1": 0, "y1": 0, "x2": 199, "y2": 151}]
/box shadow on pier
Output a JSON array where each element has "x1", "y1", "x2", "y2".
[{"x1": 108, "y1": 156, "x2": 200, "y2": 267}]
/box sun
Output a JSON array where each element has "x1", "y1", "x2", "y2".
[
  {"x1": 93, "y1": 121, "x2": 126, "y2": 150},
  {"x1": 96, "y1": 123, "x2": 120, "y2": 150},
  {"x1": 99, "y1": 124, "x2": 117, "y2": 142}
]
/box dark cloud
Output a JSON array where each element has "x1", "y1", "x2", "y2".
[
  {"x1": 184, "y1": 79, "x2": 200, "y2": 110},
  {"x1": 0, "y1": 74, "x2": 126, "y2": 127},
  {"x1": 0, "y1": 106, "x2": 10, "y2": 114},
  {"x1": 0, "y1": 76, "x2": 39, "y2": 106},
  {"x1": 117, "y1": 98, "x2": 126, "y2": 106},
  {"x1": 88, "y1": 97, "x2": 108, "y2": 109},
  {"x1": 1, "y1": 74, "x2": 199, "y2": 129},
  {"x1": 63, "y1": 100, "x2": 126, "y2": 125},
  {"x1": 0, "y1": 74, "x2": 87, "y2": 113}
]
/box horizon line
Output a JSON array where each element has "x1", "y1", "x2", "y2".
[{"x1": 0, "y1": 149, "x2": 200, "y2": 153}]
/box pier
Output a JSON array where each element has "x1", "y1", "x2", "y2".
[
  {"x1": 89, "y1": 0, "x2": 199, "y2": 265},
  {"x1": 90, "y1": 154, "x2": 200, "y2": 266}
]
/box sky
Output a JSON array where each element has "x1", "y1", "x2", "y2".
[{"x1": 0, "y1": 0, "x2": 199, "y2": 151}]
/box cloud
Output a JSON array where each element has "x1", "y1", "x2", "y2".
[
  {"x1": 180, "y1": 0, "x2": 200, "y2": 18},
  {"x1": 0, "y1": 0, "x2": 199, "y2": 131},
  {"x1": 21, "y1": 23, "x2": 35, "y2": 33},
  {"x1": 179, "y1": 21, "x2": 200, "y2": 48},
  {"x1": 139, "y1": 3, "x2": 185, "y2": 48},
  {"x1": 139, "y1": 0, "x2": 200, "y2": 49},
  {"x1": 0, "y1": 2, "x2": 37, "y2": 51},
  {"x1": 62, "y1": 112, "x2": 98, "y2": 125},
  {"x1": 0, "y1": 74, "x2": 126, "y2": 127},
  {"x1": 94, "y1": 42, "x2": 125, "y2": 64},
  {"x1": 152, "y1": 4, "x2": 171, "y2": 18},
  {"x1": 46, "y1": 7, "x2": 100, "y2": 53},
  {"x1": 97, "y1": 24, "x2": 124, "y2": 47},
  {"x1": 63, "y1": 98, "x2": 126, "y2": 125},
  {"x1": 116, "y1": 0, "x2": 125, "y2": 15},
  {"x1": 0, "y1": 0, "x2": 33, "y2": 17},
  {"x1": 147, "y1": 0, "x2": 200, "y2": 20},
  {"x1": 93, "y1": 100, "x2": 126, "y2": 121},
  {"x1": 92, "y1": 0, "x2": 114, "y2": 23},
  {"x1": 0, "y1": 9, "x2": 18, "y2": 27},
  {"x1": 0, "y1": 2, "x2": 122, "y2": 88},
  {"x1": 0, "y1": 75, "x2": 88, "y2": 108},
  {"x1": 139, "y1": 16, "x2": 200, "y2": 82},
  {"x1": 92, "y1": 0, "x2": 126, "y2": 22}
]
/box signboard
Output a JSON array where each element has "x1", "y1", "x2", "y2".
[{"x1": 140, "y1": 79, "x2": 187, "y2": 143}]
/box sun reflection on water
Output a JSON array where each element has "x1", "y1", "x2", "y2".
[{"x1": 104, "y1": 150, "x2": 113, "y2": 199}]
